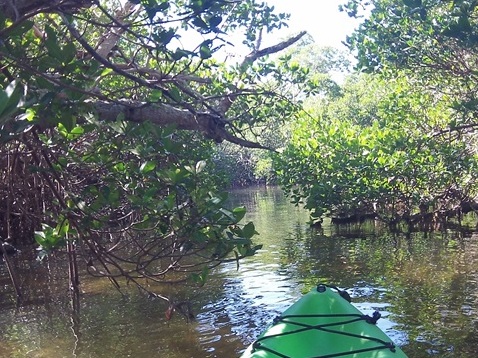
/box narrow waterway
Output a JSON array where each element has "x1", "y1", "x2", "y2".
[{"x1": 1, "y1": 186, "x2": 478, "y2": 357}]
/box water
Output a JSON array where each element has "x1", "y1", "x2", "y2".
[{"x1": 1, "y1": 186, "x2": 478, "y2": 357}]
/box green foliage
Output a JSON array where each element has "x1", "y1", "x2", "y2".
[
  {"x1": 272, "y1": 1, "x2": 478, "y2": 226},
  {"x1": 34, "y1": 220, "x2": 69, "y2": 251},
  {"x1": 0, "y1": 0, "x2": 307, "y2": 293},
  {"x1": 211, "y1": 40, "x2": 351, "y2": 187},
  {"x1": 282, "y1": 35, "x2": 351, "y2": 98},
  {"x1": 0, "y1": 80, "x2": 25, "y2": 120},
  {"x1": 344, "y1": 0, "x2": 478, "y2": 119},
  {"x1": 9, "y1": 115, "x2": 260, "y2": 285},
  {"x1": 0, "y1": 79, "x2": 29, "y2": 142},
  {"x1": 0, "y1": 0, "x2": 303, "y2": 145},
  {"x1": 212, "y1": 143, "x2": 275, "y2": 187},
  {"x1": 276, "y1": 73, "x2": 478, "y2": 223}
]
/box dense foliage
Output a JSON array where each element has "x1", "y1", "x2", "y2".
[
  {"x1": 343, "y1": 0, "x2": 478, "y2": 128},
  {"x1": 212, "y1": 39, "x2": 351, "y2": 187},
  {"x1": 4, "y1": 0, "x2": 478, "y2": 310},
  {"x1": 0, "y1": 0, "x2": 310, "y2": 302},
  {"x1": 275, "y1": 0, "x2": 478, "y2": 228},
  {"x1": 276, "y1": 74, "x2": 478, "y2": 227}
]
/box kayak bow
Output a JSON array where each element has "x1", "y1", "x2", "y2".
[{"x1": 240, "y1": 284, "x2": 408, "y2": 358}]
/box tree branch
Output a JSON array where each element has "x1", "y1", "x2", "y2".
[
  {"x1": 245, "y1": 31, "x2": 307, "y2": 64},
  {"x1": 0, "y1": 0, "x2": 93, "y2": 21},
  {"x1": 89, "y1": 100, "x2": 274, "y2": 149},
  {"x1": 94, "y1": 2, "x2": 138, "y2": 58},
  {"x1": 217, "y1": 31, "x2": 307, "y2": 115}
]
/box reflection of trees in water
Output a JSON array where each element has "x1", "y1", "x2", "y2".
[
  {"x1": 205, "y1": 187, "x2": 478, "y2": 356},
  {"x1": 276, "y1": 219, "x2": 478, "y2": 356},
  {"x1": 4, "y1": 186, "x2": 478, "y2": 357}
]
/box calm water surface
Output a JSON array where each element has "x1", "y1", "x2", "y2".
[{"x1": 1, "y1": 186, "x2": 478, "y2": 357}]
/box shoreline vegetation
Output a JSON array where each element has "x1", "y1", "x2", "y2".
[{"x1": 1, "y1": 0, "x2": 478, "y2": 325}]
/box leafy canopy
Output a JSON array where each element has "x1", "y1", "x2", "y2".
[
  {"x1": 0, "y1": 0, "x2": 312, "y2": 301},
  {"x1": 272, "y1": 0, "x2": 478, "y2": 228},
  {"x1": 275, "y1": 73, "x2": 478, "y2": 226}
]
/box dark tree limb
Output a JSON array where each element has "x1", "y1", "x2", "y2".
[
  {"x1": 244, "y1": 31, "x2": 308, "y2": 64},
  {"x1": 0, "y1": 0, "x2": 94, "y2": 20}
]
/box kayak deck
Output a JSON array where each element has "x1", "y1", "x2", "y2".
[{"x1": 240, "y1": 284, "x2": 408, "y2": 358}]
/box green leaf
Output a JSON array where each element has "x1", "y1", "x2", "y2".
[
  {"x1": 6, "y1": 20, "x2": 33, "y2": 37},
  {"x1": 253, "y1": 244, "x2": 263, "y2": 252},
  {"x1": 232, "y1": 206, "x2": 247, "y2": 222},
  {"x1": 242, "y1": 221, "x2": 257, "y2": 239},
  {"x1": 199, "y1": 45, "x2": 212, "y2": 59},
  {"x1": 69, "y1": 126, "x2": 84, "y2": 137},
  {"x1": 166, "y1": 168, "x2": 187, "y2": 184},
  {"x1": 140, "y1": 161, "x2": 156, "y2": 173},
  {"x1": 55, "y1": 218, "x2": 70, "y2": 237},
  {"x1": 0, "y1": 79, "x2": 25, "y2": 120},
  {"x1": 0, "y1": 89, "x2": 9, "y2": 119},
  {"x1": 58, "y1": 122, "x2": 84, "y2": 139},
  {"x1": 154, "y1": 28, "x2": 175, "y2": 46},
  {"x1": 34, "y1": 230, "x2": 47, "y2": 246},
  {"x1": 99, "y1": 185, "x2": 110, "y2": 200},
  {"x1": 34, "y1": 223, "x2": 65, "y2": 250},
  {"x1": 209, "y1": 15, "x2": 222, "y2": 28},
  {"x1": 237, "y1": 244, "x2": 248, "y2": 256},
  {"x1": 101, "y1": 68, "x2": 114, "y2": 76},
  {"x1": 168, "y1": 87, "x2": 181, "y2": 102},
  {"x1": 60, "y1": 114, "x2": 76, "y2": 132},
  {"x1": 457, "y1": 16, "x2": 472, "y2": 32},
  {"x1": 62, "y1": 41, "x2": 77, "y2": 64},
  {"x1": 403, "y1": 0, "x2": 422, "y2": 7},
  {"x1": 150, "y1": 89, "x2": 163, "y2": 101},
  {"x1": 192, "y1": 16, "x2": 209, "y2": 30},
  {"x1": 23, "y1": 108, "x2": 36, "y2": 122},
  {"x1": 36, "y1": 77, "x2": 56, "y2": 91},
  {"x1": 219, "y1": 208, "x2": 235, "y2": 221},
  {"x1": 44, "y1": 26, "x2": 63, "y2": 61},
  {"x1": 190, "y1": 267, "x2": 209, "y2": 287},
  {"x1": 108, "y1": 187, "x2": 120, "y2": 204},
  {"x1": 232, "y1": 237, "x2": 251, "y2": 245},
  {"x1": 171, "y1": 48, "x2": 192, "y2": 61},
  {"x1": 113, "y1": 162, "x2": 126, "y2": 172}
]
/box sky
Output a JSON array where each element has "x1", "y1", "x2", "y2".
[
  {"x1": 171, "y1": 0, "x2": 363, "y2": 64},
  {"x1": 263, "y1": 0, "x2": 361, "y2": 50}
]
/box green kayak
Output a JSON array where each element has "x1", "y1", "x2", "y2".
[{"x1": 240, "y1": 284, "x2": 408, "y2": 358}]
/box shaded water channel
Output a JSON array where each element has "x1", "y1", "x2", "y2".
[{"x1": 1, "y1": 186, "x2": 478, "y2": 357}]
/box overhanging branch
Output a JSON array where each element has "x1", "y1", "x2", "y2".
[
  {"x1": 90, "y1": 100, "x2": 274, "y2": 149},
  {"x1": 244, "y1": 31, "x2": 308, "y2": 64},
  {"x1": 217, "y1": 31, "x2": 307, "y2": 115}
]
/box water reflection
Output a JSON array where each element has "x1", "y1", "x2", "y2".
[
  {"x1": 204, "y1": 187, "x2": 478, "y2": 357},
  {"x1": 1, "y1": 186, "x2": 478, "y2": 357}
]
